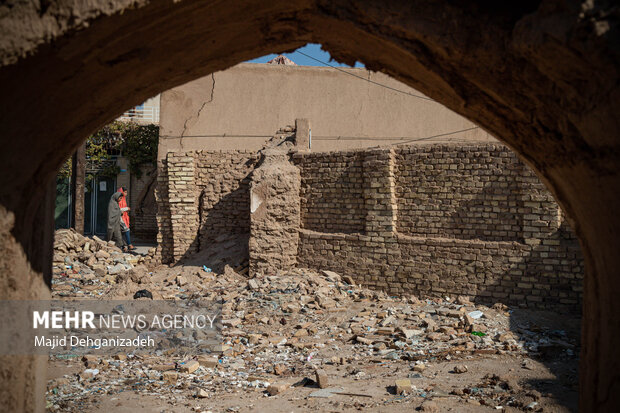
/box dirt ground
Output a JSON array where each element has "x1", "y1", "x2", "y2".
[
  {"x1": 46, "y1": 239, "x2": 580, "y2": 413},
  {"x1": 49, "y1": 351, "x2": 578, "y2": 412}
]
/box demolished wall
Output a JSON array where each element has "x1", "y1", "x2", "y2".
[
  {"x1": 157, "y1": 150, "x2": 259, "y2": 268},
  {"x1": 157, "y1": 143, "x2": 583, "y2": 312},
  {"x1": 129, "y1": 164, "x2": 158, "y2": 241},
  {"x1": 249, "y1": 149, "x2": 301, "y2": 275}
]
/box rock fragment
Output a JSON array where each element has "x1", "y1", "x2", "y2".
[
  {"x1": 395, "y1": 379, "x2": 412, "y2": 394},
  {"x1": 315, "y1": 369, "x2": 329, "y2": 389}
]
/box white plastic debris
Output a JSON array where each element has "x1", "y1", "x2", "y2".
[{"x1": 468, "y1": 310, "x2": 483, "y2": 319}]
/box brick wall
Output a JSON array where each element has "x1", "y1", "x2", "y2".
[
  {"x1": 294, "y1": 144, "x2": 583, "y2": 312},
  {"x1": 293, "y1": 151, "x2": 365, "y2": 233},
  {"x1": 157, "y1": 150, "x2": 259, "y2": 263},
  {"x1": 129, "y1": 164, "x2": 158, "y2": 241},
  {"x1": 194, "y1": 150, "x2": 260, "y2": 249},
  {"x1": 395, "y1": 146, "x2": 526, "y2": 241},
  {"x1": 250, "y1": 150, "x2": 301, "y2": 275},
  {"x1": 157, "y1": 143, "x2": 583, "y2": 311}
]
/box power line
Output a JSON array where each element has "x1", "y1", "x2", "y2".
[
  {"x1": 390, "y1": 126, "x2": 480, "y2": 146},
  {"x1": 160, "y1": 134, "x2": 273, "y2": 139},
  {"x1": 159, "y1": 127, "x2": 481, "y2": 143},
  {"x1": 294, "y1": 50, "x2": 435, "y2": 102}
]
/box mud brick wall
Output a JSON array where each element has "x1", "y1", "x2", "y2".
[
  {"x1": 250, "y1": 150, "x2": 301, "y2": 275},
  {"x1": 129, "y1": 164, "x2": 158, "y2": 241},
  {"x1": 194, "y1": 151, "x2": 260, "y2": 249},
  {"x1": 295, "y1": 144, "x2": 583, "y2": 312},
  {"x1": 156, "y1": 158, "x2": 173, "y2": 263},
  {"x1": 156, "y1": 150, "x2": 259, "y2": 263},
  {"x1": 157, "y1": 143, "x2": 583, "y2": 311},
  {"x1": 164, "y1": 153, "x2": 199, "y2": 260},
  {"x1": 293, "y1": 151, "x2": 365, "y2": 233},
  {"x1": 394, "y1": 146, "x2": 525, "y2": 241}
]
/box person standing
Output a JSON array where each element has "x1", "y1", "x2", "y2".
[
  {"x1": 106, "y1": 191, "x2": 127, "y2": 250},
  {"x1": 118, "y1": 187, "x2": 135, "y2": 250}
]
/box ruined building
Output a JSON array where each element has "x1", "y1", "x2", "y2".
[{"x1": 156, "y1": 65, "x2": 583, "y2": 313}]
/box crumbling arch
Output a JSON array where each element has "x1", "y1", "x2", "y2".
[{"x1": 1, "y1": 0, "x2": 618, "y2": 411}]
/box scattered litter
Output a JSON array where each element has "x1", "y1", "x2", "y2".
[
  {"x1": 309, "y1": 387, "x2": 344, "y2": 398},
  {"x1": 468, "y1": 310, "x2": 484, "y2": 319},
  {"x1": 133, "y1": 289, "x2": 153, "y2": 299},
  {"x1": 48, "y1": 233, "x2": 580, "y2": 412}
]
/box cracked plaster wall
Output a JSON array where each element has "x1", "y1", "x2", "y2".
[{"x1": 158, "y1": 64, "x2": 495, "y2": 156}]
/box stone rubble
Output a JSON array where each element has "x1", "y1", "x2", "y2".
[
  {"x1": 52, "y1": 228, "x2": 155, "y2": 297},
  {"x1": 46, "y1": 239, "x2": 579, "y2": 411}
]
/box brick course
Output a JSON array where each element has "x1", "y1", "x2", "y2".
[{"x1": 157, "y1": 143, "x2": 583, "y2": 312}]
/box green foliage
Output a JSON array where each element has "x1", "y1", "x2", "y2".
[
  {"x1": 58, "y1": 158, "x2": 72, "y2": 179},
  {"x1": 120, "y1": 122, "x2": 159, "y2": 179},
  {"x1": 57, "y1": 121, "x2": 159, "y2": 180}
]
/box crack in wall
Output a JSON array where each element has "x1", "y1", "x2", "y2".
[{"x1": 179, "y1": 73, "x2": 216, "y2": 149}]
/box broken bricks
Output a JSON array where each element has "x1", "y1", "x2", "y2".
[
  {"x1": 47, "y1": 255, "x2": 578, "y2": 412},
  {"x1": 267, "y1": 382, "x2": 290, "y2": 396},
  {"x1": 395, "y1": 379, "x2": 412, "y2": 394},
  {"x1": 197, "y1": 355, "x2": 219, "y2": 368},
  {"x1": 162, "y1": 371, "x2": 178, "y2": 384},
  {"x1": 315, "y1": 369, "x2": 329, "y2": 389},
  {"x1": 179, "y1": 360, "x2": 199, "y2": 373}
]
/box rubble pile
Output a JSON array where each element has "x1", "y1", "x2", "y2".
[
  {"x1": 52, "y1": 229, "x2": 150, "y2": 297},
  {"x1": 46, "y1": 261, "x2": 579, "y2": 412}
]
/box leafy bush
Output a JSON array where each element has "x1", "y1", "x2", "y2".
[{"x1": 59, "y1": 121, "x2": 159, "y2": 180}]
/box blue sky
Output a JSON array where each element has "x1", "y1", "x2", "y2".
[{"x1": 246, "y1": 43, "x2": 364, "y2": 68}]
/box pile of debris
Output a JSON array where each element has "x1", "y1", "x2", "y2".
[
  {"x1": 52, "y1": 229, "x2": 150, "y2": 296},
  {"x1": 46, "y1": 263, "x2": 579, "y2": 411}
]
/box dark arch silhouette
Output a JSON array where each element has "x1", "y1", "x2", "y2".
[{"x1": 0, "y1": 1, "x2": 618, "y2": 411}]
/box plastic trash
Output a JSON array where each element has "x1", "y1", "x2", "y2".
[
  {"x1": 471, "y1": 331, "x2": 486, "y2": 337},
  {"x1": 203, "y1": 265, "x2": 212, "y2": 272},
  {"x1": 133, "y1": 289, "x2": 153, "y2": 299},
  {"x1": 468, "y1": 310, "x2": 483, "y2": 319}
]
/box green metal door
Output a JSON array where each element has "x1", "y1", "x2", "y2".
[
  {"x1": 84, "y1": 175, "x2": 116, "y2": 236},
  {"x1": 95, "y1": 176, "x2": 116, "y2": 236}
]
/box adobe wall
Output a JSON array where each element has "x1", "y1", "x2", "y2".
[
  {"x1": 297, "y1": 152, "x2": 366, "y2": 233},
  {"x1": 249, "y1": 150, "x2": 301, "y2": 275},
  {"x1": 156, "y1": 151, "x2": 259, "y2": 263},
  {"x1": 158, "y1": 63, "x2": 495, "y2": 155},
  {"x1": 158, "y1": 143, "x2": 583, "y2": 312},
  {"x1": 129, "y1": 165, "x2": 158, "y2": 241}
]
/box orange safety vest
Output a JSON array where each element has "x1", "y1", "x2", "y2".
[{"x1": 118, "y1": 188, "x2": 130, "y2": 229}]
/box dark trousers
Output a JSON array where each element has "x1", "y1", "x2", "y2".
[{"x1": 123, "y1": 229, "x2": 132, "y2": 246}]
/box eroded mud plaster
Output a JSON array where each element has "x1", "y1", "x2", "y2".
[{"x1": 0, "y1": 0, "x2": 619, "y2": 411}]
